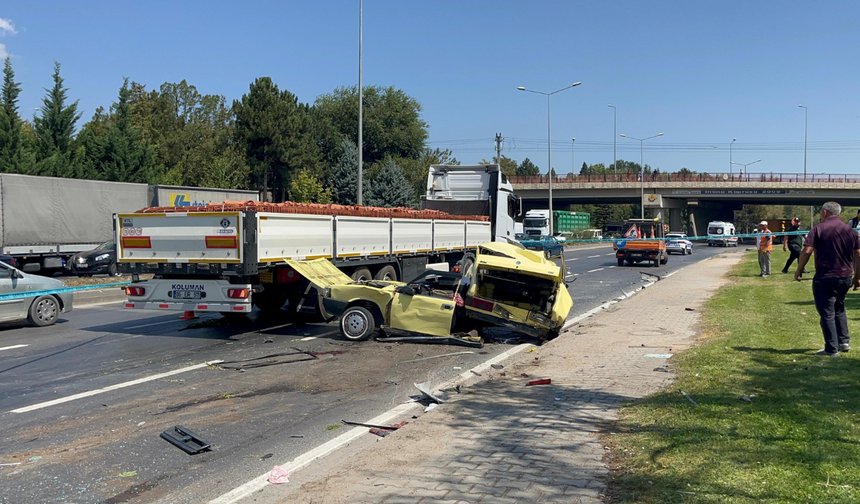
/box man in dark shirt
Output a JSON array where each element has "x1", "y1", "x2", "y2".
[
  {"x1": 795, "y1": 201, "x2": 860, "y2": 356},
  {"x1": 781, "y1": 218, "x2": 807, "y2": 274}
]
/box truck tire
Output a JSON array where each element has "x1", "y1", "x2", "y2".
[
  {"x1": 617, "y1": 258, "x2": 624, "y2": 266},
  {"x1": 374, "y1": 265, "x2": 397, "y2": 281},
  {"x1": 340, "y1": 305, "x2": 376, "y2": 341},
  {"x1": 28, "y1": 295, "x2": 59, "y2": 327},
  {"x1": 253, "y1": 290, "x2": 288, "y2": 312},
  {"x1": 350, "y1": 267, "x2": 372, "y2": 282},
  {"x1": 660, "y1": 255, "x2": 668, "y2": 265}
]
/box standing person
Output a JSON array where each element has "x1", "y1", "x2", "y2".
[
  {"x1": 849, "y1": 209, "x2": 860, "y2": 230},
  {"x1": 782, "y1": 218, "x2": 808, "y2": 274},
  {"x1": 795, "y1": 201, "x2": 860, "y2": 357},
  {"x1": 757, "y1": 220, "x2": 773, "y2": 277}
]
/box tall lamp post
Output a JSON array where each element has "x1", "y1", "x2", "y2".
[
  {"x1": 608, "y1": 104, "x2": 617, "y2": 178},
  {"x1": 799, "y1": 104, "x2": 808, "y2": 179},
  {"x1": 571, "y1": 138, "x2": 576, "y2": 177},
  {"x1": 729, "y1": 137, "x2": 737, "y2": 175},
  {"x1": 620, "y1": 132, "x2": 664, "y2": 219},
  {"x1": 357, "y1": 0, "x2": 364, "y2": 205},
  {"x1": 731, "y1": 159, "x2": 761, "y2": 177},
  {"x1": 517, "y1": 82, "x2": 582, "y2": 235}
]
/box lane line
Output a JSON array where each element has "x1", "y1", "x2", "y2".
[
  {"x1": 605, "y1": 253, "x2": 615, "y2": 256},
  {"x1": 9, "y1": 360, "x2": 223, "y2": 414},
  {"x1": 587, "y1": 255, "x2": 601, "y2": 258},
  {"x1": 608, "y1": 266, "x2": 616, "y2": 268},
  {"x1": 568, "y1": 257, "x2": 579, "y2": 261},
  {"x1": 210, "y1": 401, "x2": 419, "y2": 504},
  {"x1": 300, "y1": 336, "x2": 317, "y2": 341},
  {"x1": 587, "y1": 268, "x2": 604, "y2": 273},
  {"x1": 0, "y1": 344, "x2": 28, "y2": 352}
]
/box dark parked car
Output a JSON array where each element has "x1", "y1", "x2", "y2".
[
  {"x1": 0, "y1": 254, "x2": 16, "y2": 268},
  {"x1": 69, "y1": 241, "x2": 120, "y2": 277}
]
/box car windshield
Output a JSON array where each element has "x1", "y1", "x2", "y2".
[
  {"x1": 524, "y1": 218, "x2": 548, "y2": 228},
  {"x1": 96, "y1": 241, "x2": 114, "y2": 251}
]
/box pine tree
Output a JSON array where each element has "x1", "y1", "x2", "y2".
[
  {"x1": 0, "y1": 56, "x2": 23, "y2": 172},
  {"x1": 367, "y1": 159, "x2": 414, "y2": 208},
  {"x1": 329, "y1": 138, "x2": 359, "y2": 205},
  {"x1": 33, "y1": 62, "x2": 82, "y2": 169}
]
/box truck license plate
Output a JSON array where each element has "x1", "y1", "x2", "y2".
[{"x1": 173, "y1": 290, "x2": 201, "y2": 300}]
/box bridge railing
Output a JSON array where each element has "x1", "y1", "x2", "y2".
[{"x1": 509, "y1": 172, "x2": 860, "y2": 184}]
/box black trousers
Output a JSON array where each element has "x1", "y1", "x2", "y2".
[
  {"x1": 812, "y1": 277, "x2": 852, "y2": 354},
  {"x1": 783, "y1": 249, "x2": 801, "y2": 272}
]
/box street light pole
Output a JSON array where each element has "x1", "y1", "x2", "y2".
[
  {"x1": 608, "y1": 104, "x2": 617, "y2": 178},
  {"x1": 571, "y1": 138, "x2": 575, "y2": 177},
  {"x1": 731, "y1": 159, "x2": 761, "y2": 176},
  {"x1": 799, "y1": 104, "x2": 808, "y2": 179},
  {"x1": 729, "y1": 138, "x2": 736, "y2": 176},
  {"x1": 620, "y1": 133, "x2": 664, "y2": 219},
  {"x1": 517, "y1": 82, "x2": 582, "y2": 235},
  {"x1": 357, "y1": 0, "x2": 363, "y2": 205}
]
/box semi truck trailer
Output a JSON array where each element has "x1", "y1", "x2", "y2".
[{"x1": 119, "y1": 165, "x2": 521, "y2": 320}]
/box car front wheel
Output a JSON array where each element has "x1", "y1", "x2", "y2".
[
  {"x1": 28, "y1": 295, "x2": 59, "y2": 327},
  {"x1": 340, "y1": 305, "x2": 376, "y2": 341}
]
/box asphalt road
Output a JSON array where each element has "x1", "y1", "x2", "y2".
[{"x1": 0, "y1": 242, "x2": 734, "y2": 503}]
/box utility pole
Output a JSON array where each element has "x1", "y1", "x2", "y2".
[
  {"x1": 571, "y1": 138, "x2": 576, "y2": 177},
  {"x1": 495, "y1": 133, "x2": 503, "y2": 167},
  {"x1": 357, "y1": 0, "x2": 363, "y2": 205}
]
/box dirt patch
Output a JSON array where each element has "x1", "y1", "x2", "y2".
[{"x1": 62, "y1": 274, "x2": 153, "y2": 287}]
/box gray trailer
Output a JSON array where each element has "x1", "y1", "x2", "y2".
[{"x1": 0, "y1": 174, "x2": 258, "y2": 273}]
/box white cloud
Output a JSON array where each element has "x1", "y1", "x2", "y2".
[
  {"x1": 0, "y1": 43, "x2": 8, "y2": 59},
  {"x1": 0, "y1": 18, "x2": 17, "y2": 36}
]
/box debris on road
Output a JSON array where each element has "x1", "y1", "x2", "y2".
[
  {"x1": 268, "y1": 466, "x2": 290, "y2": 484},
  {"x1": 28, "y1": 456, "x2": 42, "y2": 462},
  {"x1": 739, "y1": 395, "x2": 753, "y2": 403},
  {"x1": 118, "y1": 471, "x2": 137, "y2": 478},
  {"x1": 424, "y1": 403, "x2": 438, "y2": 413},
  {"x1": 526, "y1": 378, "x2": 552, "y2": 386},
  {"x1": 470, "y1": 369, "x2": 482, "y2": 376},
  {"x1": 160, "y1": 425, "x2": 211, "y2": 454},
  {"x1": 369, "y1": 421, "x2": 409, "y2": 437},
  {"x1": 215, "y1": 349, "x2": 318, "y2": 370},
  {"x1": 401, "y1": 351, "x2": 475, "y2": 364},
  {"x1": 290, "y1": 435, "x2": 304, "y2": 438},
  {"x1": 414, "y1": 382, "x2": 447, "y2": 404},
  {"x1": 525, "y1": 348, "x2": 536, "y2": 353},
  {"x1": 644, "y1": 353, "x2": 673, "y2": 359},
  {"x1": 491, "y1": 364, "x2": 504, "y2": 370},
  {"x1": 685, "y1": 307, "x2": 695, "y2": 311},
  {"x1": 653, "y1": 367, "x2": 670, "y2": 373},
  {"x1": 679, "y1": 389, "x2": 698, "y2": 406}
]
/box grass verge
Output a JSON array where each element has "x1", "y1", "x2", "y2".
[{"x1": 605, "y1": 249, "x2": 860, "y2": 503}]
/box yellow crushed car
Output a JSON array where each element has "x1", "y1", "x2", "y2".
[{"x1": 287, "y1": 242, "x2": 572, "y2": 344}]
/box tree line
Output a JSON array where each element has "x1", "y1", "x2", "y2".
[{"x1": 0, "y1": 57, "x2": 458, "y2": 207}]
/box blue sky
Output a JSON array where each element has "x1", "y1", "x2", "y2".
[{"x1": 2, "y1": 1, "x2": 858, "y2": 175}]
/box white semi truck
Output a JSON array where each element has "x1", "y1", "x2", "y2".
[{"x1": 118, "y1": 165, "x2": 521, "y2": 320}]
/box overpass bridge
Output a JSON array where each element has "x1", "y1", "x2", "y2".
[{"x1": 511, "y1": 172, "x2": 860, "y2": 235}]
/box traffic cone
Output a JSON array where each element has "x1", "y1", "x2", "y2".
[{"x1": 179, "y1": 311, "x2": 198, "y2": 320}]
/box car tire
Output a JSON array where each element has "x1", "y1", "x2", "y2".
[
  {"x1": 350, "y1": 267, "x2": 372, "y2": 282},
  {"x1": 253, "y1": 290, "x2": 288, "y2": 312},
  {"x1": 109, "y1": 262, "x2": 121, "y2": 277},
  {"x1": 617, "y1": 258, "x2": 624, "y2": 266},
  {"x1": 340, "y1": 305, "x2": 376, "y2": 341},
  {"x1": 545, "y1": 249, "x2": 552, "y2": 259},
  {"x1": 28, "y1": 295, "x2": 59, "y2": 327},
  {"x1": 374, "y1": 265, "x2": 397, "y2": 281}
]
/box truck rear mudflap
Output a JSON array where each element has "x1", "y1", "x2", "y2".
[{"x1": 124, "y1": 279, "x2": 252, "y2": 313}]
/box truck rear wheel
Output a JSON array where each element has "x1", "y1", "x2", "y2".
[
  {"x1": 350, "y1": 267, "x2": 372, "y2": 282},
  {"x1": 374, "y1": 265, "x2": 397, "y2": 281},
  {"x1": 253, "y1": 290, "x2": 288, "y2": 312},
  {"x1": 617, "y1": 258, "x2": 624, "y2": 266}
]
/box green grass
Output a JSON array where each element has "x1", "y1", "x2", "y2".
[{"x1": 606, "y1": 249, "x2": 860, "y2": 503}]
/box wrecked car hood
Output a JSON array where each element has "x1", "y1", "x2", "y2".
[{"x1": 286, "y1": 259, "x2": 354, "y2": 288}]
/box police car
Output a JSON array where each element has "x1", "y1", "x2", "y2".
[{"x1": 666, "y1": 232, "x2": 693, "y2": 255}]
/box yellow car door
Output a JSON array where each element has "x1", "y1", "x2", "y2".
[{"x1": 388, "y1": 290, "x2": 456, "y2": 337}]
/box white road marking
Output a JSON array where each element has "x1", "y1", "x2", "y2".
[
  {"x1": 0, "y1": 344, "x2": 28, "y2": 352},
  {"x1": 210, "y1": 401, "x2": 419, "y2": 504},
  {"x1": 605, "y1": 253, "x2": 615, "y2": 256},
  {"x1": 587, "y1": 255, "x2": 601, "y2": 258},
  {"x1": 300, "y1": 336, "x2": 317, "y2": 341},
  {"x1": 608, "y1": 266, "x2": 616, "y2": 268},
  {"x1": 568, "y1": 257, "x2": 579, "y2": 261},
  {"x1": 9, "y1": 361, "x2": 223, "y2": 414},
  {"x1": 587, "y1": 268, "x2": 604, "y2": 273}
]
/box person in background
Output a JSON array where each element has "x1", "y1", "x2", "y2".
[
  {"x1": 849, "y1": 208, "x2": 860, "y2": 230},
  {"x1": 795, "y1": 201, "x2": 860, "y2": 357},
  {"x1": 757, "y1": 221, "x2": 773, "y2": 277},
  {"x1": 782, "y1": 218, "x2": 808, "y2": 274}
]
